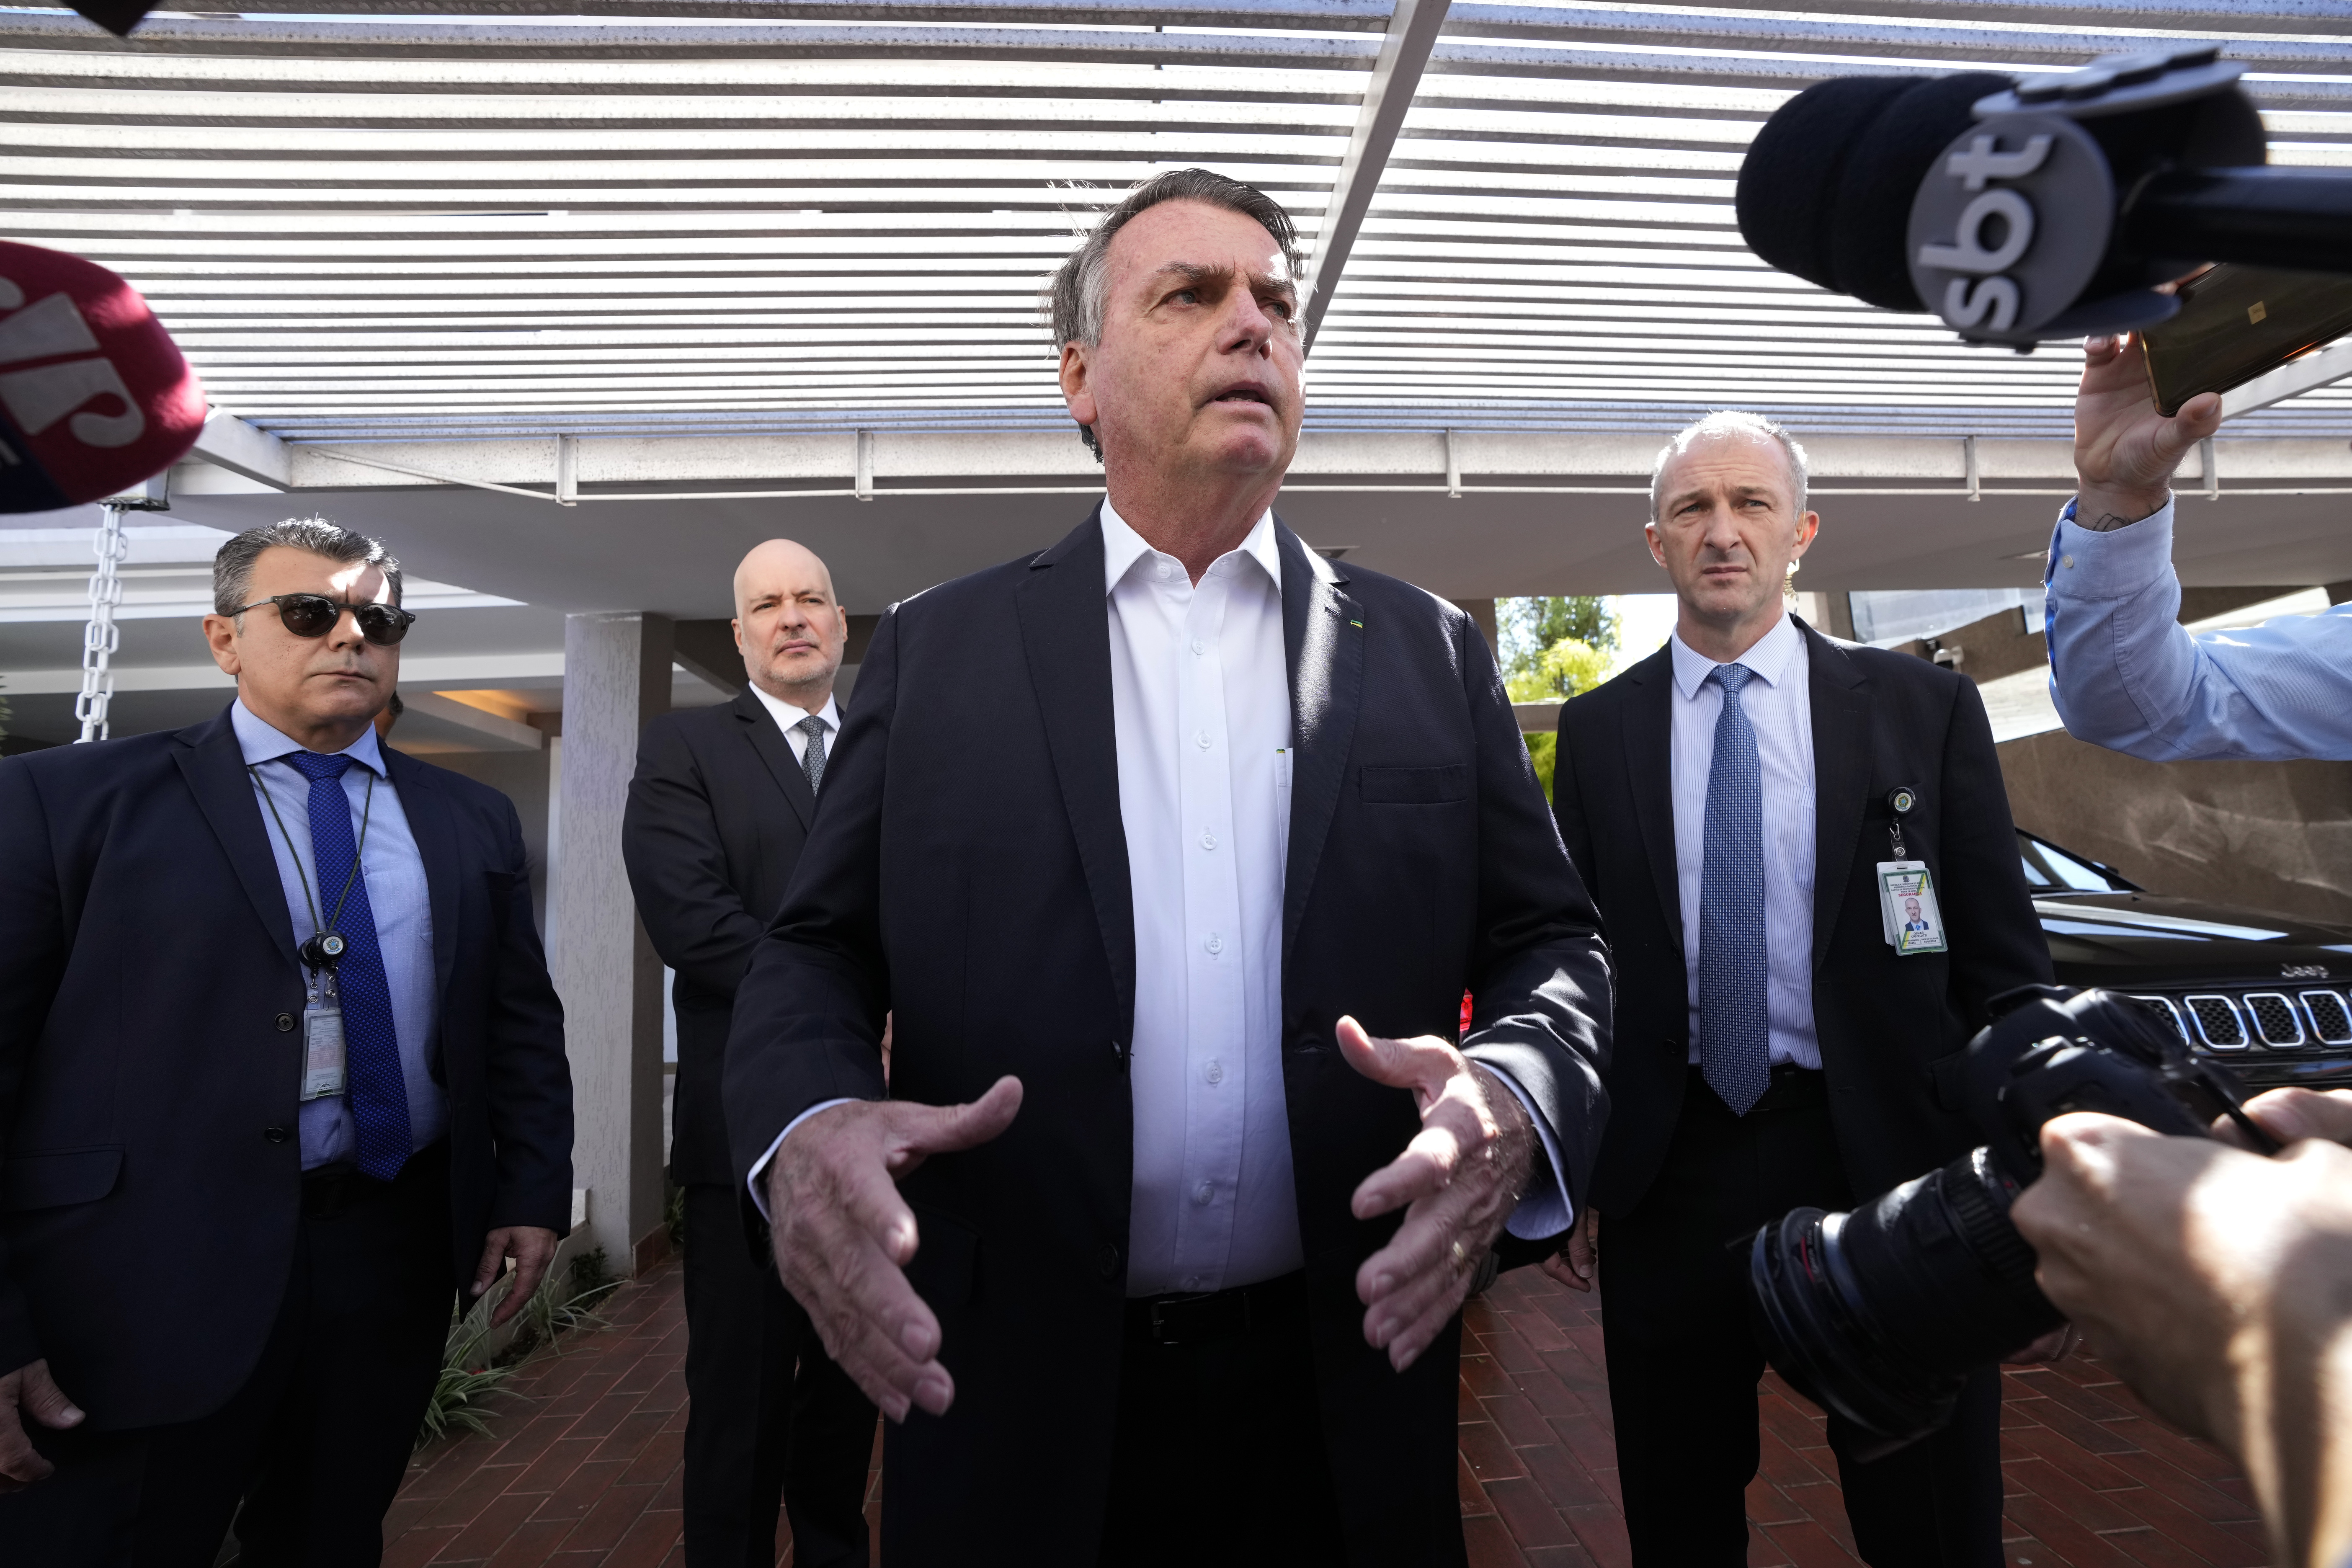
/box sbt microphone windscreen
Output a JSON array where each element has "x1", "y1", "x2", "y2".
[{"x1": 0, "y1": 240, "x2": 206, "y2": 513}]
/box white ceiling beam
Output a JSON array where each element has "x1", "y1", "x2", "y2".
[
  {"x1": 402, "y1": 691, "x2": 544, "y2": 750},
  {"x1": 189, "y1": 408, "x2": 291, "y2": 489},
  {"x1": 1302, "y1": 0, "x2": 1451, "y2": 355},
  {"x1": 2221, "y1": 340, "x2": 2352, "y2": 421}
]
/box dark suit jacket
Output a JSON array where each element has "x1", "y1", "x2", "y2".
[
  {"x1": 724, "y1": 511, "x2": 1612, "y2": 1568},
  {"x1": 0, "y1": 707, "x2": 574, "y2": 1431},
  {"x1": 1551, "y1": 620, "x2": 2051, "y2": 1215},
  {"x1": 622, "y1": 686, "x2": 816, "y2": 1189}
]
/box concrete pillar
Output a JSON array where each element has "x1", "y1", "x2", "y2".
[{"x1": 550, "y1": 612, "x2": 673, "y2": 1274}]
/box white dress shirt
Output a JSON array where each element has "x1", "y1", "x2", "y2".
[
  {"x1": 748, "y1": 685, "x2": 840, "y2": 770},
  {"x1": 751, "y1": 504, "x2": 1574, "y2": 1269},
  {"x1": 1102, "y1": 500, "x2": 1301, "y2": 1295},
  {"x1": 1668, "y1": 613, "x2": 1821, "y2": 1069}
]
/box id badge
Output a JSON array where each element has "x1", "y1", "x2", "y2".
[
  {"x1": 299, "y1": 970, "x2": 347, "y2": 1101},
  {"x1": 1877, "y1": 861, "x2": 1949, "y2": 956}
]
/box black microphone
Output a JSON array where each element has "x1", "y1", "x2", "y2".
[{"x1": 1737, "y1": 47, "x2": 2352, "y2": 347}]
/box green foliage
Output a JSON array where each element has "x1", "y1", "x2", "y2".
[
  {"x1": 415, "y1": 1247, "x2": 623, "y2": 1451},
  {"x1": 1500, "y1": 596, "x2": 1617, "y2": 675},
  {"x1": 1523, "y1": 731, "x2": 1558, "y2": 803},
  {"x1": 417, "y1": 1290, "x2": 521, "y2": 1449},
  {"x1": 664, "y1": 1179, "x2": 687, "y2": 1253},
  {"x1": 1504, "y1": 638, "x2": 1612, "y2": 704}
]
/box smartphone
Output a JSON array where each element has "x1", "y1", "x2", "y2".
[{"x1": 2141, "y1": 264, "x2": 2352, "y2": 416}]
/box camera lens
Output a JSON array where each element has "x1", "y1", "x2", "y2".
[{"x1": 1746, "y1": 1146, "x2": 2063, "y2": 1457}]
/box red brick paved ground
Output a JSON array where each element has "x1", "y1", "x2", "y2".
[{"x1": 386, "y1": 1258, "x2": 2264, "y2": 1568}]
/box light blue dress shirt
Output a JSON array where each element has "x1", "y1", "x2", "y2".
[
  {"x1": 232, "y1": 700, "x2": 446, "y2": 1171},
  {"x1": 2045, "y1": 500, "x2": 2352, "y2": 762},
  {"x1": 1667, "y1": 614, "x2": 1823, "y2": 1069}
]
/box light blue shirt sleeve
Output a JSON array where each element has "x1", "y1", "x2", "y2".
[{"x1": 2045, "y1": 499, "x2": 2352, "y2": 763}]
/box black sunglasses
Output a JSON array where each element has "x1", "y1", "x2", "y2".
[{"x1": 233, "y1": 593, "x2": 416, "y2": 646}]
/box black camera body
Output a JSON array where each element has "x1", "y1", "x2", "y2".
[{"x1": 1746, "y1": 985, "x2": 2268, "y2": 1457}]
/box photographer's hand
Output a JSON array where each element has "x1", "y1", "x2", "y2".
[
  {"x1": 2218, "y1": 1087, "x2": 2352, "y2": 1150},
  {"x1": 2013, "y1": 1112, "x2": 2352, "y2": 1568},
  {"x1": 2072, "y1": 333, "x2": 2222, "y2": 532}
]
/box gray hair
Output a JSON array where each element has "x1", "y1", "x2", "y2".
[
  {"x1": 213, "y1": 517, "x2": 402, "y2": 618},
  {"x1": 1046, "y1": 168, "x2": 1305, "y2": 459},
  {"x1": 1649, "y1": 410, "x2": 1810, "y2": 523}
]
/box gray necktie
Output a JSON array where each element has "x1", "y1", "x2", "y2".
[
  {"x1": 1698, "y1": 662, "x2": 1770, "y2": 1115},
  {"x1": 795, "y1": 714, "x2": 828, "y2": 795}
]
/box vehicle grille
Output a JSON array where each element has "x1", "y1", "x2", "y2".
[
  {"x1": 2127, "y1": 995, "x2": 2189, "y2": 1041},
  {"x1": 2244, "y1": 993, "x2": 2307, "y2": 1047},
  {"x1": 2305, "y1": 991, "x2": 2352, "y2": 1045},
  {"x1": 2184, "y1": 995, "x2": 2249, "y2": 1049}
]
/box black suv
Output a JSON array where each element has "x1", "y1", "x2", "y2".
[{"x1": 2023, "y1": 830, "x2": 2352, "y2": 1088}]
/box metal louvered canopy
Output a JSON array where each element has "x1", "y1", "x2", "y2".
[{"x1": 1, "y1": 0, "x2": 2349, "y2": 448}]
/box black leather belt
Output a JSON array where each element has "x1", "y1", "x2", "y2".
[
  {"x1": 1688, "y1": 1060, "x2": 1828, "y2": 1112},
  {"x1": 1129, "y1": 1269, "x2": 1308, "y2": 1347}
]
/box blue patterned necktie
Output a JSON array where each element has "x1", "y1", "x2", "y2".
[
  {"x1": 284, "y1": 750, "x2": 412, "y2": 1181},
  {"x1": 1698, "y1": 663, "x2": 1771, "y2": 1116}
]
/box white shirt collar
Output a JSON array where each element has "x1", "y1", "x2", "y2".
[
  {"x1": 231, "y1": 696, "x2": 390, "y2": 777},
  {"x1": 748, "y1": 682, "x2": 839, "y2": 736},
  {"x1": 1099, "y1": 496, "x2": 1282, "y2": 597},
  {"x1": 1668, "y1": 609, "x2": 1804, "y2": 701}
]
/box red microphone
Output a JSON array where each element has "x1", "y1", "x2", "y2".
[{"x1": 0, "y1": 240, "x2": 206, "y2": 513}]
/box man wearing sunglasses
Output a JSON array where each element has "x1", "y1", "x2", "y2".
[{"x1": 0, "y1": 517, "x2": 574, "y2": 1565}]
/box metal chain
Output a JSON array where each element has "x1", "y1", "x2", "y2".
[{"x1": 73, "y1": 503, "x2": 127, "y2": 743}]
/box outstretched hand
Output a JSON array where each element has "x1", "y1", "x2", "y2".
[
  {"x1": 766, "y1": 1077, "x2": 1023, "y2": 1423},
  {"x1": 2073, "y1": 333, "x2": 2222, "y2": 531},
  {"x1": 1341, "y1": 1017, "x2": 1536, "y2": 1372}
]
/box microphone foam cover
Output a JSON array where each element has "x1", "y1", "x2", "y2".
[
  {"x1": 1826, "y1": 72, "x2": 2016, "y2": 311},
  {"x1": 1738, "y1": 75, "x2": 1914, "y2": 293},
  {"x1": 0, "y1": 240, "x2": 205, "y2": 512}
]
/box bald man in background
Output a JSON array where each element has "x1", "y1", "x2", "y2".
[{"x1": 623, "y1": 540, "x2": 876, "y2": 1567}]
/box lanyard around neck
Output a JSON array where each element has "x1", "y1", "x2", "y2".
[{"x1": 248, "y1": 760, "x2": 376, "y2": 969}]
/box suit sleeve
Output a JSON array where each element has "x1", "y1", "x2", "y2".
[
  {"x1": 0, "y1": 761, "x2": 64, "y2": 1374},
  {"x1": 1450, "y1": 614, "x2": 1614, "y2": 1225},
  {"x1": 1937, "y1": 674, "x2": 2055, "y2": 1024},
  {"x1": 623, "y1": 716, "x2": 769, "y2": 998},
  {"x1": 482, "y1": 793, "x2": 576, "y2": 1233},
  {"x1": 724, "y1": 608, "x2": 896, "y2": 1194}
]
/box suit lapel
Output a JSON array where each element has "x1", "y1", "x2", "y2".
[
  {"x1": 1804, "y1": 621, "x2": 1874, "y2": 972},
  {"x1": 1619, "y1": 645, "x2": 1684, "y2": 946},
  {"x1": 734, "y1": 687, "x2": 814, "y2": 829},
  {"x1": 1276, "y1": 522, "x2": 1362, "y2": 962},
  {"x1": 1016, "y1": 509, "x2": 1137, "y2": 1028},
  {"x1": 386, "y1": 749, "x2": 462, "y2": 998},
  {"x1": 170, "y1": 708, "x2": 299, "y2": 979}
]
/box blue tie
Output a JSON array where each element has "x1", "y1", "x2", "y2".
[
  {"x1": 285, "y1": 751, "x2": 411, "y2": 1181},
  {"x1": 1699, "y1": 663, "x2": 1770, "y2": 1116}
]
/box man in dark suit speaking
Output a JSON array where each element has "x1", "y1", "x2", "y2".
[
  {"x1": 624, "y1": 539, "x2": 876, "y2": 1568},
  {"x1": 723, "y1": 168, "x2": 1612, "y2": 1566},
  {"x1": 0, "y1": 518, "x2": 573, "y2": 1564},
  {"x1": 1548, "y1": 413, "x2": 2053, "y2": 1566}
]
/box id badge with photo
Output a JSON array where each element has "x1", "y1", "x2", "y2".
[
  {"x1": 299, "y1": 970, "x2": 348, "y2": 1102},
  {"x1": 1876, "y1": 860, "x2": 1950, "y2": 956}
]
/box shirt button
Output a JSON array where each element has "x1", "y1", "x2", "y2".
[
  {"x1": 262, "y1": 1126, "x2": 289, "y2": 1145},
  {"x1": 1204, "y1": 1059, "x2": 1224, "y2": 1085},
  {"x1": 1194, "y1": 1180, "x2": 1214, "y2": 1206},
  {"x1": 1155, "y1": 560, "x2": 1173, "y2": 580},
  {"x1": 1190, "y1": 637, "x2": 1205, "y2": 655},
  {"x1": 1184, "y1": 1275, "x2": 1203, "y2": 1291},
  {"x1": 2061, "y1": 554, "x2": 2075, "y2": 569},
  {"x1": 1194, "y1": 730, "x2": 1212, "y2": 750},
  {"x1": 1204, "y1": 934, "x2": 1223, "y2": 956},
  {"x1": 1199, "y1": 830, "x2": 1217, "y2": 851}
]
